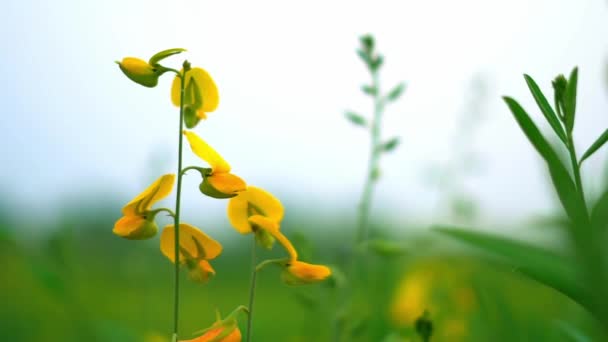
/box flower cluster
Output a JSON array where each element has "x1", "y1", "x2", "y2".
[{"x1": 115, "y1": 48, "x2": 331, "y2": 341}]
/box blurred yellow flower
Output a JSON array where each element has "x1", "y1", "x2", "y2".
[
  {"x1": 227, "y1": 186, "x2": 284, "y2": 234},
  {"x1": 184, "y1": 131, "x2": 246, "y2": 199},
  {"x1": 113, "y1": 174, "x2": 175, "y2": 240},
  {"x1": 117, "y1": 57, "x2": 161, "y2": 88},
  {"x1": 171, "y1": 67, "x2": 219, "y2": 120},
  {"x1": 160, "y1": 223, "x2": 222, "y2": 283}
]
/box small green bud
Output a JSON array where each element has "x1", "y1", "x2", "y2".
[
  {"x1": 360, "y1": 35, "x2": 375, "y2": 53},
  {"x1": 183, "y1": 60, "x2": 192, "y2": 72}
]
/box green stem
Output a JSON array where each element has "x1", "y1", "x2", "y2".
[
  {"x1": 356, "y1": 70, "x2": 382, "y2": 244},
  {"x1": 172, "y1": 70, "x2": 187, "y2": 338},
  {"x1": 246, "y1": 237, "x2": 258, "y2": 342},
  {"x1": 566, "y1": 133, "x2": 588, "y2": 214}
]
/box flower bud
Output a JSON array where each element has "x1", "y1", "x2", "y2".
[
  {"x1": 281, "y1": 261, "x2": 331, "y2": 286},
  {"x1": 113, "y1": 215, "x2": 159, "y2": 240},
  {"x1": 117, "y1": 57, "x2": 160, "y2": 88},
  {"x1": 199, "y1": 173, "x2": 246, "y2": 199}
]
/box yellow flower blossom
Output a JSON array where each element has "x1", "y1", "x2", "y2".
[
  {"x1": 283, "y1": 261, "x2": 332, "y2": 285},
  {"x1": 181, "y1": 327, "x2": 241, "y2": 342},
  {"x1": 160, "y1": 223, "x2": 222, "y2": 283},
  {"x1": 184, "y1": 131, "x2": 246, "y2": 199},
  {"x1": 171, "y1": 67, "x2": 219, "y2": 120},
  {"x1": 113, "y1": 174, "x2": 175, "y2": 240},
  {"x1": 227, "y1": 186, "x2": 284, "y2": 234},
  {"x1": 117, "y1": 57, "x2": 161, "y2": 88},
  {"x1": 248, "y1": 215, "x2": 331, "y2": 285}
]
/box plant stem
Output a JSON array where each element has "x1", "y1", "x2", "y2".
[
  {"x1": 566, "y1": 133, "x2": 588, "y2": 214},
  {"x1": 172, "y1": 70, "x2": 187, "y2": 339},
  {"x1": 356, "y1": 70, "x2": 382, "y2": 244},
  {"x1": 246, "y1": 236, "x2": 258, "y2": 342}
]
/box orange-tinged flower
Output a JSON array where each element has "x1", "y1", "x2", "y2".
[
  {"x1": 283, "y1": 261, "x2": 332, "y2": 285},
  {"x1": 160, "y1": 223, "x2": 222, "y2": 283},
  {"x1": 227, "y1": 186, "x2": 284, "y2": 234},
  {"x1": 184, "y1": 131, "x2": 246, "y2": 199},
  {"x1": 113, "y1": 174, "x2": 175, "y2": 240},
  {"x1": 181, "y1": 326, "x2": 241, "y2": 342},
  {"x1": 171, "y1": 67, "x2": 219, "y2": 119}
]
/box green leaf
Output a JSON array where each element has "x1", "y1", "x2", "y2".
[
  {"x1": 370, "y1": 55, "x2": 384, "y2": 71},
  {"x1": 361, "y1": 85, "x2": 377, "y2": 96},
  {"x1": 523, "y1": 75, "x2": 568, "y2": 144},
  {"x1": 148, "y1": 48, "x2": 186, "y2": 65},
  {"x1": 434, "y1": 226, "x2": 593, "y2": 314},
  {"x1": 357, "y1": 49, "x2": 371, "y2": 66},
  {"x1": 386, "y1": 83, "x2": 405, "y2": 102},
  {"x1": 591, "y1": 188, "x2": 608, "y2": 232},
  {"x1": 380, "y1": 137, "x2": 400, "y2": 152},
  {"x1": 344, "y1": 111, "x2": 367, "y2": 126},
  {"x1": 579, "y1": 129, "x2": 608, "y2": 165},
  {"x1": 365, "y1": 239, "x2": 408, "y2": 257},
  {"x1": 503, "y1": 97, "x2": 584, "y2": 225},
  {"x1": 564, "y1": 67, "x2": 578, "y2": 133}
]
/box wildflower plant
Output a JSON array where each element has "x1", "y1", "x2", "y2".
[
  {"x1": 115, "y1": 48, "x2": 331, "y2": 342},
  {"x1": 437, "y1": 67, "x2": 608, "y2": 331}
]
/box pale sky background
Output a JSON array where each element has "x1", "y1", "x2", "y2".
[{"x1": 1, "y1": 0, "x2": 607, "y2": 230}]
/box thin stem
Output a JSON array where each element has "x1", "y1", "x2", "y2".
[
  {"x1": 356, "y1": 70, "x2": 382, "y2": 244},
  {"x1": 173, "y1": 71, "x2": 187, "y2": 338},
  {"x1": 566, "y1": 133, "x2": 588, "y2": 214},
  {"x1": 246, "y1": 237, "x2": 258, "y2": 342}
]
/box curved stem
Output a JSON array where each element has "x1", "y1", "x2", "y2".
[
  {"x1": 172, "y1": 70, "x2": 187, "y2": 338},
  {"x1": 246, "y1": 237, "x2": 258, "y2": 342}
]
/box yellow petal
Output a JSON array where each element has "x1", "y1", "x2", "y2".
[
  {"x1": 171, "y1": 67, "x2": 220, "y2": 113},
  {"x1": 184, "y1": 131, "x2": 231, "y2": 173},
  {"x1": 207, "y1": 173, "x2": 246, "y2": 196},
  {"x1": 248, "y1": 215, "x2": 297, "y2": 261},
  {"x1": 122, "y1": 174, "x2": 175, "y2": 216},
  {"x1": 227, "y1": 186, "x2": 284, "y2": 234},
  {"x1": 285, "y1": 261, "x2": 331, "y2": 284},
  {"x1": 160, "y1": 223, "x2": 223, "y2": 263},
  {"x1": 113, "y1": 215, "x2": 158, "y2": 240}
]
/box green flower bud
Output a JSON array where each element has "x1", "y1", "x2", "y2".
[{"x1": 117, "y1": 57, "x2": 160, "y2": 88}]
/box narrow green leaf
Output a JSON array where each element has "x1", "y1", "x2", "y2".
[
  {"x1": 361, "y1": 85, "x2": 377, "y2": 96},
  {"x1": 579, "y1": 129, "x2": 608, "y2": 165},
  {"x1": 564, "y1": 67, "x2": 578, "y2": 133},
  {"x1": 386, "y1": 83, "x2": 405, "y2": 102},
  {"x1": 503, "y1": 97, "x2": 583, "y2": 224},
  {"x1": 434, "y1": 226, "x2": 593, "y2": 314},
  {"x1": 148, "y1": 48, "x2": 186, "y2": 65},
  {"x1": 357, "y1": 49, "x2": 371, "y2": 66},
  {"x1": 344, "y1": 111, "x2": 367, "y2": 127},
  {"x1": 523, "y1": 75, "x2": 568, "y2": 144},
  {"x1": 591, "y1": 188, "x2": 608, "y2": 232},
  {"x1": 380, "y1": 137, "x2": 400, "y2": 152}
]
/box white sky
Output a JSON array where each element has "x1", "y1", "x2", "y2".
[{"x1": 1, "y1": 0, "x2": 607, "y2": 228}]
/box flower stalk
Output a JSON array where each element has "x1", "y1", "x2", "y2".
[{"x1": 246, "y1": 237, "x2": 257, "y2": 342}]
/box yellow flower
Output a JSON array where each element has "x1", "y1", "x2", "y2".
[
  {"x1": 184, "y1": 131, "x2": 246, "y2": 199},
  {"x1": 181, "y1": 327, "x2": 241, "y2": 342},
  {"x1": 227, "y1": 186, "x2": 284, "y2": 234},
  {"x1": 283, "y1": 261, "x2": 332, "y2": 285},
  {"x1": 172, "y1": 67, "x2": 219, "y2": 120},
  {"x1": 113, "y1": 174, "x2": 175, "y2": 240},
  {"x1": 117, "y1": 57, "x2": 161, "y2": 88},
  {"x1": 248, "y1": 215, "x2": 331, "y2": 285},
  {"x1": 182, "y1": 307, "x2": 246, "y2": 342},
  {"x1": 160, "y1": 223, "x2": 222, "y2": 283}
]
